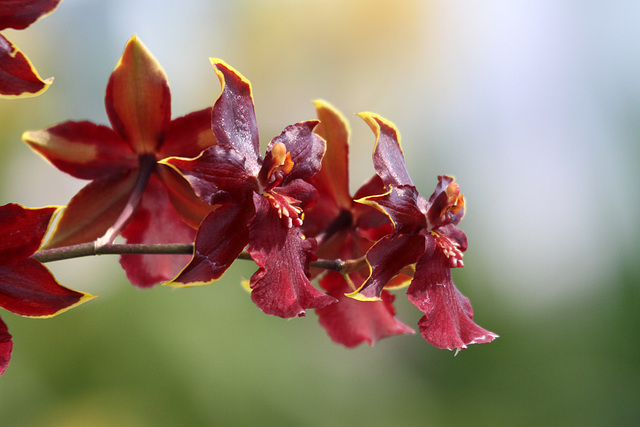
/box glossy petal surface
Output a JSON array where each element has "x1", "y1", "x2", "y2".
[{"x1": 248, "y1": 194, "x2": 336, "y2": 318}]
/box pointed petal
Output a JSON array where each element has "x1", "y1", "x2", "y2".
[
  {"x1": 350, "y1": 233, "x2": 425, "y2": 301},
  {"x1": 23, "y1": 121, "x2": 137, "y2": 179},
  {"x1": 157, "y1": 107, "x2": 216, "y2": 159},
  {"x1": 311, "y1": 100, "x2": 351, "y2": 209},
  {"x1": 0, "y1": 259, "x2": 95, "y2": 317},
  {"x1": 169, "y1": 201, "x2": 254, "y2": 286},
  {"x1": 248, "y1": 194, "x2": 336, "y2": 318},
  {"x1": 210, "y1": 59, "x2": 261, "y2": 176},
  {"x1": 261, "y1": 121, "x2": 325, "y2": 186},
  {"x1": 105, "y1": 35, "x2": 170, "y2": 154},
  {"x1": 407, "y1": 237, "x2": 498, "y2": 350},
  {"x1": 0, "y1": 34, "x2": 52, "y2": 98},
  {"x1": 0, "y1": 203, "x2": 58, "y2": 265},
  {"x1": 44, "y1": 171, "x2": 137, "y2": 248},
  {"x1": 0, "y1": 0, "x2": 61, "y2": 30},
  {"x1": 119, "y1": 175, "x2": 196, "y2": 288},
  {"x1": 0, "y1": 316, "x2": 12, "y2": 375},
  {"x1": 163, "y1": 145, "x2": 257, "y2": 204},
  {"x1": 156, "y1": 164, "x2": 215, "y2": 229},
  {"x1": 356, "y1": 185, "x2": 426, "y2": 234},
  {"x1": 358, "y1": 112, "x2": 413, "y2": 188},
  {"x1": 317, "y1": 271, "x2": 414, "y2": 347}
]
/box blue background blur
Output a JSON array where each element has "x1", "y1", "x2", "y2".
[{"x1": 1, "y1": 1, "x2": 639, "y2": 425}]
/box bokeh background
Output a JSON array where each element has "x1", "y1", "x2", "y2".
[{"x1": 1, "y1": 0, "x2": 639, "y2": 425}]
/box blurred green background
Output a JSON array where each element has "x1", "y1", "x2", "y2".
[{"x1": 1, "y1": 1, "x2": 639, "y2": 426}]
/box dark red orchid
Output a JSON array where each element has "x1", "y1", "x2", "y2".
[
  {"x1": 0, "y1": 203, "x2": 94, "y2": 375},
  {"x1": 351, "y1": 112, "x2": 498, "y2": 351},
  {"x1": 0, "y1": 0, "x2": 60, "y2": 98},
  {"x1": 163, "y1": 59, "x2": 336, "y2": 318},
  {"x1": 303, "y1": 100, "x2": 414, "y2": 347},
  {"x1": 22, "y1": 35, "x2": 215, "y2": 288}
]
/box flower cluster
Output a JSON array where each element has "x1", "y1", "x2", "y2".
[{"x1": 0, "y1": 2, "x2": 497, "y2": 375}]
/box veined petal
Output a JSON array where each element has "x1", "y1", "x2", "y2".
[
  {"x1": 22, "y1": 121, "x2": 137, "y2": 179},
  {"x1": 0, "y1": 0, "x2": 61, "y2": 30},
  {"x1": 44, "y1": 171, "x2": 137, "y2": 248},
  {"x1": 0, "y1": 316, "x2": 12, "y2": 375},
  {"x1": 0, "y1": 34, "x2": 52, "y2": 98},
  {"x1": 311, "y1": 100, "x2": 351, "y2": 210},
  {"x1": 105, "y1": 35, "x2": 170, "y2": 154},
  {"x1": 210, "y1": 59, "x2": 261, "y2": 176},
  {"x1": 0, "y1": 203, "x2": 58, "y2": 265},
  {"x1": 168, "y1": 201, "x2": 254, "y2": 286},
  {"x1": 119, "y1": 175, "x2": 196, "y2": 288},
  {"x1": 162, "y1": 145, "x2": 257, "y2": 205},
  {"x1": 0, "y1": 259, "x2": 94, "y2": 317},
  {"x1": 156, "y1": 164, "x2": 215, "y2": 229},
  {"x1": 350, "y1": 233, "x2": 425, "y2": 301},
  {"x1": 248, "y1": 194, "x2": 336, "y2": 318},
  {"x1": 316, "y1": 271, "x2": 414, "y2": 347},
  {"x1": 358, "y1": 112, "x2": 413, "y2": 188},
  {"x1": 407, "y1": 237, "x2": 498, "y2": 350},
  {"x1": 261, "y1": 121, "x2": 325, "y2": 186},
  {"x1": 356, "y1": 185, "x2": 426, "y2": 234},
  {"x1": 157, "y1": 107, "x2": 216, "y2": 159}
]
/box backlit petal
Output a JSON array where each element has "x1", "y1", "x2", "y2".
[
  {"x1": 23, "y1": 121, "x2": 137, "y2": 179},
  {"x1": 105, "y1": 35, "x2": 171, "y2": 154},
  {"x1": 0, "y1": 259, "x2": 94, "y2": 317},
  {"x1": 157, "y1": 107, "x2": 216, "y2": 159},
  {"x1": 317, "y1": 271, "x2": 414, "y2": 347},
  {"x1": 0, "y1": 34, "x2": 51, "y2": 98},
  {"x1": 44, "y1": 171, "x2": 137, "y2": 248},
  {"x1": 0, "y1": 203, "x2": 58, "y2": 265},
  {"x1": 119, "y1": 175, "x2": 196, "y2": 288}
]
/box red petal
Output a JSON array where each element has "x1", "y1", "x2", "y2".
[
  {"x1": 407, "y1": 237, "x2": 498, "y2": 350},
  {"x1": 0, "y1": 34, "x2": 51, "y2": 98},
  {"x1": 157, "y1": 107, "x2": 216, "y2": 159},
  {"x1": 260, "y1": 121, "x2": 325, "y2": 186},
  {"x1": 210, "y1": 59, "x2": 261, "y2": 176},
  {"x1": 248, "y1": 194, "x2": 336, "y2": 318},
  {"x1": 358, "y1": 112, "x2": 414, "y2": 187},
  {"x1": 164, "y1": 145, "x2": 258, "y2": 204},
  {"x1": 44, "y1": 171, "x2": 137, "y2": 248},
  {"x1": 0, "y1": 316, "x2": 12, "y2": 375},
  {"x1": 351, "y1": 233, "x2": 425, "y2": 301},
  {"x1": 170, "y1": 201, "x2": 254, "y2": 286},
  {"x1": 317, "y1": 271, "x2": 414, "y2": 347},
  {"x1": 105, "y1": 36, "x2": 170, "y2": 154},
  {"x1": 0, "y1": 259, "x2": 94, "y2": 317},
  {"x1": 311, "y1": 100, "x2": 352, "y2": 210},
  {"x1": 119, "y1": 175, "x2": 196, "y2": 288},
  {"x1": 23, "y1": 121, "x2": 137, "y2": 179},
  {"x1": 359, "y1": 185, "x2": 427, "y2": 234},
  {"x1": 0, "y1": 203, "x2": 57, "y2": 265},
  {"x1": 0, "y1": 0, "x2": 60, "y2": 30}
]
